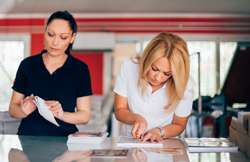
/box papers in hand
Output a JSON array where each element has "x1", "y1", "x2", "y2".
[
  {"x1": 116, "y1": 135, "x2": 164, "y2": 147},
  {"x1": 32, "y1": 96, "x2": 60, "y2": 127},
  {"x1": 184, "y1": 138, "x2": 238, "y2": 153}
]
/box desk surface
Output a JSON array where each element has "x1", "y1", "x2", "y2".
[{"x1": 0, "y1": 134, "x2": 249, "y2": 162}]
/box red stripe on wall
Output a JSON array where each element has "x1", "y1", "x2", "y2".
[
  {"x1": 0, "y1": 19, "x2": 44, "y2": 26},
  {"x1": 0, "y1": 17, "x2": 249, "y2": 34},
  {"x1": 74, "y1": 18, "x2": 250, "y2": 34},
  {"x1": 74, "y1": 30, "x2": 250, "y2": 34},
  {"x1": 31, "y1": 34, "x2": 44, "y2": 56},
  {"x1": 72, "y1": 52, "x2": 103, "y2": 95},
  {"x1": 75, "y1": 18, "x2": 250, "y2": 23}
]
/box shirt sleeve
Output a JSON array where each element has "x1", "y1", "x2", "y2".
[
  {"x1": 114, "y1": 58, "x2": 131, "y2": 97},
  {"x1": 76, "y1": 65, "x2": 93, "y2": 97},
  {"x1": 174, "y1": 78, "x2": 195, "y2": 117},
  {"x1": 12, "y1": 60, "x2": 27, "y2": 95}
]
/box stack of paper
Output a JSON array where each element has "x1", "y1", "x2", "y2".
[
  {"x1": 116, "y1": 135, "x2": 164, "y2": 147},
  {"x1": 238, "y1": 111, "x2": 250, "y2": 124},
  {"x1": 67, "y1": 132, "x2": 109, "y2": 144},
  {"x1": 67, "y1": 143, "x2": 107, "y2": 151},
  {"x1": 32, "y1": 96, "x2": 60, "y2": 127},
  {"x1": 184, "y1": 138, "x2": 238, "y2": 152}
]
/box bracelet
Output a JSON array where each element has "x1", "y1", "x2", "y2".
[{"x1": 157, "y1": 127, "x2": 164, "y2": 138}]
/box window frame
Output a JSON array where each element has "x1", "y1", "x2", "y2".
[
  {"x1": 0, "y1": 34, "x2": 30, "y2": 112},
  {"x1": 0, "y1": 34, "x2": 30, "y2": 58}
]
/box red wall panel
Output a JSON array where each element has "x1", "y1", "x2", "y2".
[
  {"x1": 31, "y1": 34, "x2": 44, "y2": 56},
  {"x1": 72, "y1": 52, "x2": 103, "y2": 95}
]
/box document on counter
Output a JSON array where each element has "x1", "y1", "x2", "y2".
[
  {"x1": 116, "y1": 135, "x2": 164, "y2": 147},
  {"x1": 184, "y1": 138, "x2": 238, "y2": 153},
  {"x1": 32, "y1": 96, "x2": 60, "y2": 127},
  {"x1": 67, "y1": 132, "x2": 109, "y2": 145}
]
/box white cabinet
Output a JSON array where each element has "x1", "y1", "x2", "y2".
[{"x1": 0, "y1": 112, "x2": 21, "y2": 134}]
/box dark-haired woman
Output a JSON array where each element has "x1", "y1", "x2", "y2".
[{"x1": 9, "y1": 11, "x2": 92, "y2": 136}]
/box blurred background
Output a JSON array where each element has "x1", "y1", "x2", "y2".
[{"x1": 0, "y1": 0, "x2": 250, "y2": 140}]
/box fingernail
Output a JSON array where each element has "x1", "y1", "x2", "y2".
[
  {"x1": 140, "y1": 134, "x2": 143, "y2": 136},
  {"x1": 141, "y1": 140, "x2": 143, "y2": 142},
  {"x1": 136, "y1": 133, "x2": 138, "y2": 136}
]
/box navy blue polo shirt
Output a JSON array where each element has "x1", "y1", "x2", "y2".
[{"x1": 12, "y1": 50, "x2": 92, "y2": 136}]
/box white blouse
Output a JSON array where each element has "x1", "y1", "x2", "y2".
[{"x1": 114, "y1": 58, "x2": 194, "y2": 136}]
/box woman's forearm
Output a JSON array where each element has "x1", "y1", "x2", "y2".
[
  {"x1": 62, "y1": 110, "x2": 91, "y2": 125},
  {"x1": 9, "y1": 103, "x2": 27, "y2": 119},
  {"x1": 162, "y1": 123, "x2": 185, "y2": 138},
  {"x1": 115, "y1": 93, "x2": 140, "y2": 125},
  {"x1": 114, "y1": 108, "x2": 138, "y2": 125}
]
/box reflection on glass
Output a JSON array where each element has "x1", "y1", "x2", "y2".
[
  {"x1": 143, "y1": 147, "x2": 174, "y2": 161},
  {"x1": 114, "y1": 138, "x2": 189, "y2": 162},
  {"x1": 129, "y1": 147, "x2": 174, "y2": 162},
  {"x1": 187, "y1": 41, "x2": 216, "y2": 99},
  {"x1": 187, "y1": 152, "x2": 230, "y2": 162},
  {"x1": 219, "y1": 42, "x2": 237, "y2": 90},
  {"x1": 9, "y1": 136, "x2": 68, "y2": 162},
  {"x1": 8, "y1": 148, "x2": 30, "y2": 162},
  {"x1": 53, "y1": 150, "x2": 91, "y2": 162},
  {"x1": 0, "y1": 135, "x2": 22, "y2": 162}
]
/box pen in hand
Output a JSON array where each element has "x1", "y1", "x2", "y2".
[{"x1": 136, "y1": 134, "x2": 142, "y2": 142}]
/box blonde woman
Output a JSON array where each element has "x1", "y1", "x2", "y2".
[{"x1": 114, "y1": 32, "x2": 194, "y2": 143}]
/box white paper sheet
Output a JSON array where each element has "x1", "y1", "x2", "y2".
[{"x1": 32, "y1": 96, "x2": 60, "y2": 127}]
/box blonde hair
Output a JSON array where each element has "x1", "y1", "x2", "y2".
[{"x1": 134, "y1": 32, "x2": 190, "y2": 113}]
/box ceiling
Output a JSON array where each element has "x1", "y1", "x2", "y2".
[{"x1": 0, "y1": 0, "x2": 249, "y2": 15}]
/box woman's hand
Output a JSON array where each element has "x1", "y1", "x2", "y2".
[
  {"x1": 131, "y1": 114, "x2": 148, "y2": 138},
  {"x1": 20, "y1": 94, "x2": 37, "y2": 117},
  {"x1": 45, "y1": 100, "x2": 64, "y2": 120},
  {"x1": 141, "y1": 128, "x2": 163, "y2": 143}
]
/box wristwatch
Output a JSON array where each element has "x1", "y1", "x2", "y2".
[{"x1": 157, "y1": 127, "x2": 164, "y2": 138}]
